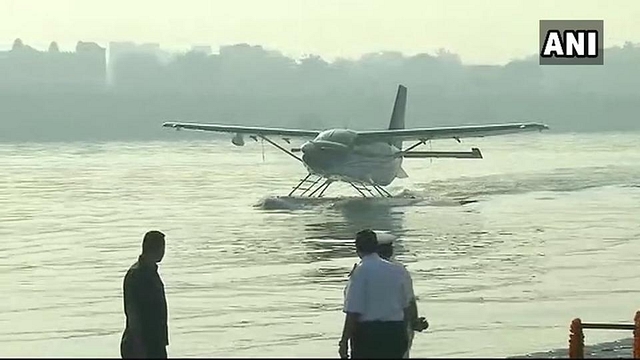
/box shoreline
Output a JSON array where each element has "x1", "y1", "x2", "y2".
[{"x1": 510, "y1": 338, "x2": 633, "y2": 359}]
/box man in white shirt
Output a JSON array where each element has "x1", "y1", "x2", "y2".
[
  {"x1": 339, "y1": 229, "x2": 413, "y2": 359},
  {"x1": 376, "y1": 234, "x2": 429, "y2": 358}
]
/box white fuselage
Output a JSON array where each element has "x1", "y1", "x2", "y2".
[{"x1": 299, "y1": 129, "x2": 403, "y2": 186}]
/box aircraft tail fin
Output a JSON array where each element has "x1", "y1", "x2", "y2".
[{"x1": 388, "y1": 84, "x2": 406, "y2": 149}]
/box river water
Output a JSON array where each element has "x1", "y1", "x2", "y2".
[{"x1": 1, "y1": 131, "x2": 639, "y2": 357}]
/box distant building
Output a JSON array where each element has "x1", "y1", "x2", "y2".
[
  {"x1": 0, "y1": 38, "x2": 106, "y2": 91},
  {"x1": 191, "y1": 45, "x2": 212, "y2": 55},
  {"x1": 219, "y1": 43, "x2": 269, "y2": 58},
  {"x1": 107, "y1": 42, "x2": 172, "y2": 85}
]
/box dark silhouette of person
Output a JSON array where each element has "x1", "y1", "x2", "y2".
[{"x1": 120, "y1": 230, "x2": 168, "y2": 358}]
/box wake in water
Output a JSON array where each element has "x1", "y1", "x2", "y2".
[
  {"x1": 254, "y1": 188, "x2": 477, "y2": 211},
  {"x1": 417, "y1": 165, "x2": 640, "y2": 200},
  {"x1": 254, "y1": 164, "x2": 640, "y2": 211}
]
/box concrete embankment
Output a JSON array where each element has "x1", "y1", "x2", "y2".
[{"x1": 509, "y1": 338, "x2": 633, "y2": 359}]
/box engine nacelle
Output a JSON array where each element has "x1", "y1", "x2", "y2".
[{"x1": 231, "y1": 133, "x2": 245, "y2": 146}]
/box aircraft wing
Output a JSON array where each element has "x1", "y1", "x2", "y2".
[
  {"x1": 162, "y1": 122, "x2": 321, "y2": 138},
  {"x1": 354, "y1": 122, "x2": 549, "y2": 143}
]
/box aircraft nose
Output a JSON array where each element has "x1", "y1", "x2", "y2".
[
  {"x1": 301, "y1": 141, "x2": 324, "y2": 169},
  {"x1": 301, "y1": 141, "x2": 314, "y2": 153}
]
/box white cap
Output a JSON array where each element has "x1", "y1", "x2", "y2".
[{"x1": 373, "y1": 230, "x2": 397, "y2": 245}]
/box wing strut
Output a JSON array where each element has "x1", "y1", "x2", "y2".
[
  {"x1": 401, "y1": 140, "x2": 427, "y2": 153},
  {"x1": 258, "y1": 135, "x2": 303, "y2": 162}
]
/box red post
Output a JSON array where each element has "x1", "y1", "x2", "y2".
[
  {"x1": 634, "y1": 311, "x2": 640, "y2": 359},
  {"x1": 569, "y1": 318, "x2": 584, "y2": 359}
]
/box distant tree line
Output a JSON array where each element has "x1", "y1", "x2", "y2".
[{"x1": 0, "y1": 41, "x2": 639, "y2": 141}]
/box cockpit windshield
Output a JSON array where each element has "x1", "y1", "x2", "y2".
[{"x1": 314, "y1": 129, "x2": 358, "y2": 146}]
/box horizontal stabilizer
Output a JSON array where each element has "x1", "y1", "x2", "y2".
[{"x1": 402, "y1": 148, "x2": 483, "y2": 159}]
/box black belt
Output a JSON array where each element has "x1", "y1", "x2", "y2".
[{"x1": 358, "y1": 320, "x2": 405, "y2": 325}]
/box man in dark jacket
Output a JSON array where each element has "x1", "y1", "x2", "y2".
[{"x1": 120, "y1": 230, "x2": 169, "y2": 358}]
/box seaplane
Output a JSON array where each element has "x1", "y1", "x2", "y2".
[{"x1": 162, "y1": 85, "x2": 548, "y2": 198}]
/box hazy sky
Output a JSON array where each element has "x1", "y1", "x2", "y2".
[{"x1": 2, "y1": 0, "x2": 638, "y2": 64}]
